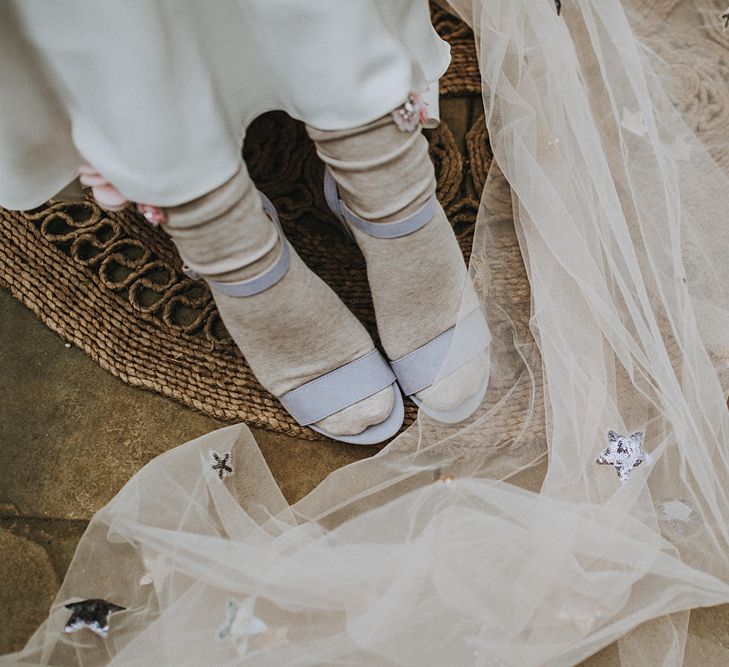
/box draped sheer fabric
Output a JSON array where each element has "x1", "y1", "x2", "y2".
[{"x1": 5, "y1": 1, "x2": 729, "y2": 664}]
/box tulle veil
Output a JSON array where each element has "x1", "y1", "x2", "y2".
[{"x1": 5, "y1": 0, "x2": 729, "y2": 664}]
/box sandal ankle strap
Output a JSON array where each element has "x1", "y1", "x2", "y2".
[
  {"x1": 323, "y1": 166, "x2": 437, "y2": 239},
  {"x1": 182, "y1": 191, "x2": 291, "y2": 298}
]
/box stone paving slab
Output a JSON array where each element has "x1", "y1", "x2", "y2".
[
  {"x1": 0, "y1": 516, "x2": 87, "y2": 584},
  {"x1": 688, "y1": 605, "x2": 729, "y2": 654},
  {"x1": 0, "y1": 528, "x2": 59, "y2": 655},
  {"x1": 1, "y1": 290, "x2": 369, "y2": 521},
  {"x1": 0, "y1": 290, "x2": 222, "y2": 520}
]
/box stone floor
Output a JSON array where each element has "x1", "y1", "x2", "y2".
[{"x1": 2, "y1": 97, "x2": 729, "y2": 664}]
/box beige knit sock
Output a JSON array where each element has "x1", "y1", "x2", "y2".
[
  {"x1": 307, "y1": 113, "x2": 489, "y2": 412},
  {"x1": 161, "y1": 163, "x2": 394, "y2": 436}
]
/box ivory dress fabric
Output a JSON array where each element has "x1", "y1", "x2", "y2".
[{"x1": 0, "y1": 0, "x2": 450, "y2": 210}]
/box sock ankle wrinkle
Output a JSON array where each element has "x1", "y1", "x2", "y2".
[
  {"x1": 163, "y1": 165, "x2": 281, "y2": 282},
  {"x1": 307, "y1": 113, "x2": 490, "y2": 411},
  {"x1": 161, "y1": 163, "x2": 395, "y2": 436},
  {"x1": 308, "y1": 114, "x2": 435, "y2": 223}
]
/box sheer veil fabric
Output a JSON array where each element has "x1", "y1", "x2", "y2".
[{"x1": 5, "y1": 1, "x2": 729, "y2": 665}]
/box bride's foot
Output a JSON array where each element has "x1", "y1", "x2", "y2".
[
  {"x1": 161, "y1": 164, "x2": 399, "y2": 441},
  {"x1": 307, "y1": 104, "x2": 490, "y2": 420},
  {"x1": 343, "y1": 196, "x2": 490, "y2": 418}
]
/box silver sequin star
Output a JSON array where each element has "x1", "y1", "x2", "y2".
[
  {"x1": 218, "y1": 599, "x2": 288, "y2": 655},
  {"x1": 596, "y1": 430, "x2": 646, "y2": 482},
  {"x1": 218, "y1": 599, "x2": 267, "y2": 639}
]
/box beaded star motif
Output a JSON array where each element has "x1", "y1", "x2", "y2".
[
  {"x1": 136, "y1": 203, "x2": 167, "y2": 226},
  {"x1": 210, "y1": 450, "x2": 234, "y2": 480}
]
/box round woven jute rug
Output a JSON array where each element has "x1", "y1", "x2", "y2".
[{"x1": 0, "y1": 5, "x2": 529, "y2": 442}]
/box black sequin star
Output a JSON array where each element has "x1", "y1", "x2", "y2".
[
  {"x1": 64, "y1": 599, "x2": 125, "y2": 637},
  {"x1": 210, "y1": 450, "x2": 233, "y2": 479}
]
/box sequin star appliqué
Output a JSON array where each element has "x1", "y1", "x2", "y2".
[
  {"x1": 596, "y1": 430, "x2": 647, "y2": 482},
  {"x1": 64, "y1": 599, "x2": 125, "y2": 637}
]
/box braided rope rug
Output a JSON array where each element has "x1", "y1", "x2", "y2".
[{"x1": 0, "y1": 5, "x2": 524, "y2": 441}]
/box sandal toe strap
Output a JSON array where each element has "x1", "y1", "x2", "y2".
[
  {"x1": 280, "y1": 349, "x2": 396, "y2": 426},
  {"x1": 390, "y1": 308, "x2": 491, "y2": 397}
]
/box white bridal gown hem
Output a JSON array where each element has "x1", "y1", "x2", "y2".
[{"x1": 0, "y1": 0, "x2": 450, "y2": 210}]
